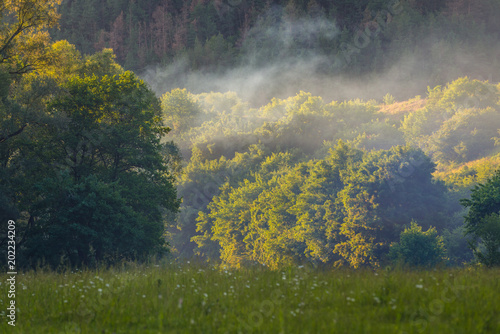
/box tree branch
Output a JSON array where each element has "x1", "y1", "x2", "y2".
[{"x1": 0, "y1": 123, "x2": 28, "y2": 143}]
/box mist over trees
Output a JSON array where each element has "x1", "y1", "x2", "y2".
[
  {"x1": 1, "y1": 0, "x2": 500, "y2": 269},
  {"x1": 162, "y1": 79, "x2": 499, "y2": 268},
  {"x1": 50, "y1": 0, "x2": 500, "y2": 103}
]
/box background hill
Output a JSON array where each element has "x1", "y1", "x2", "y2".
[{"x1": 52, "y1": 0, "x2": 500, "y2": 103}]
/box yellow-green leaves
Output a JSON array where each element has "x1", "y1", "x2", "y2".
[{"x1": 0, "y1": 0, "x2": 62, "y2": 74}]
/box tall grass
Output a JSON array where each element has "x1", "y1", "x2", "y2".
[{"x1": 0, "y1": 262, "x2": 498, "y2": 333}]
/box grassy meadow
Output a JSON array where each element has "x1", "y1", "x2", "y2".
[{"x1": 0, "y1": 263, "x2": 499, "y2": 333}]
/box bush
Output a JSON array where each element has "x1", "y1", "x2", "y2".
[{"x1": 389, "y1": 221, "x2": 446, "y2": 267}]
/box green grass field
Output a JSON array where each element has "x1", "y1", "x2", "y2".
[{"x1": 0, "y1": 263, "x2": 498, "y2": 333}]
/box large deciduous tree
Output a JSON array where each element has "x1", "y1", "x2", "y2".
[
  {"x1": 1, "y1": 40, "x2": 180, "y2": 266},
  {"x1": 20, "y1": 71, "x2": 180, "y2": 266}
]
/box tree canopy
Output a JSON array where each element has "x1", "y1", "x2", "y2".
[
  {"x1": 461, "y1": 170, "x2": 500, "y2": 266},
  {"x1": 2, "y1": 1, "x2": 500, "y2": 270},
  {"x1": 0, "y1": 5, "x2": 180, "y2": 266},
  {"x1": 158, "y1": 77, "x2": 499, "y2": 268}
]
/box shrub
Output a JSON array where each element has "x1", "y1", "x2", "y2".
[{"x1": 389, "y1": 221, "x2": 446, "y2": 267}]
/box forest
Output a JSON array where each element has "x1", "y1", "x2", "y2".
[
  {"x1": 51, "y1": 0, "x2": 500, "y2": 103},
  {"x1": 166, "y1": 78, "x2": 500, "y2": 269},
  {"x1": 1, "y1": 1, "x2": 500, "y2": 333},
  {"x1": 1, "y1": 0, "x2": 500, "y2": 271}
]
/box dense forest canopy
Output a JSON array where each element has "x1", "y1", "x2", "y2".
[
  {"x1": 164, "y1": 79, "x2": 500, "y2": 268},
  {"x1": 1, "y1": 0, "x2": 500, "y2": 269},
  {"x1": 50, "y1": 0, "x2": 500, "y2": 104}
]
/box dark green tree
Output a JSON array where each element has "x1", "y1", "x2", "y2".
[
  {"x1": 460, "y1": 169, "x2": 500, "y2": 266},
  {"x1": 389, "y1": 221, "x2": 446, "y2": 267},
  {"x1": 18, "y1": 71, "x2": 180, "y2": 267}
]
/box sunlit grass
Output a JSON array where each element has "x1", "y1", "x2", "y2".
[{"x1": 0, "y1": 263, "x2": 499, "y2": 333}]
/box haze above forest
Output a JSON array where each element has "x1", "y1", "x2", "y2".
[
  {"x1": 52, "y1": 0, "x2": 500, "y2": 105},
  {"x1": 2, "y1": 0, "x2": 500, "y2": 269},
  {"x1": 49, "y1": 0, "x2": 500, "y2": 268}
]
